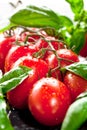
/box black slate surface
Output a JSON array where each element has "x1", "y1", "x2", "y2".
[{"x1": 8, "y1": 108, "x2": 87, "y2": 130}]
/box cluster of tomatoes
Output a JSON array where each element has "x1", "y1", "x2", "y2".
[{"x1": 0, "y1": 27, "x2": 87, "y2": 126}]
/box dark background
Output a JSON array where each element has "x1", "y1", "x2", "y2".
[{"x1": 9, "y1": 108, "x2": 87, "y2": 130}]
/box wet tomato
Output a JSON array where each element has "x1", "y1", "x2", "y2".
[
  {"x1": 0, "y1": 36, "x2": 16, "y2": 72},
  {"x1": 45, "y1": 49, "x2": 79, "y2": 68},
  {"x1": 45, "y1": 49, "x2": 79, "y2": 80},
  {"x1": 35, "y1": 39, "x2": 64, "y2": 50},
  {"x1": 20, "y1": 32, "x2": 40, "y2": 42},
  {"x1": 5, "y1": 45, "x2": 39, "y2": 72},
  {"x1": 64, "y1": 71, "x2": 87, "y2": 101},
  {"x1": 7, "y1": 57, "x2": 49, "y2": 109},
  {"x1": 28, "y1": 77, "x2": 71, "y2": 126}
]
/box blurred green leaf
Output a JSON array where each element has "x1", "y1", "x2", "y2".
[
  {"x1": 62, "y1": 61, "x2": 87, "y2": 80},
  {"x1": 66, "y1": 0, "x2": 84, "y2": 14},
  {"x1": 0, "y1": 96, "x2": 13, "y2": 130},
  {"x1": 61, "y1": 96, "x2": 87, "y2": 130},
  {"x1": 9, "y1": 5, "x2": 73, "y2": 30},
  {"x1": 0, "y1": 66, "x2": 32, "y2": 94},
  {"x1": 70, "y1": 29, "x2": 85, "y2": 54}
]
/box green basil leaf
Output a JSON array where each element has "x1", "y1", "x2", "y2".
[
  {"x1": 63, "y1": 61, "x2": 87, "y2": 80},
  {"x1": 0, "y1": 66, "x2": 32, "y2": 94},
  {"x1": 77, "y1": 91, "x2": 87, "y2": 100},
  {"x1": 0, "y1": 21, "x2": 16, "y2": 33},
  {"x1": 58, "y1": 15, "x2": 73, "y2": 28},
  {"x1": 10, "y1": 8, "x2": 59, "y2": 29},
  {"x1": 66, "y1": 0, "x2": 84, "y2": 14},
  {"x1": 69, "y1": 29, "x2": 85, "y2": 54},
  {"x1": 61, "y1": 96, "x2": 87, "y2": 130},
  {"x1": 10, "y1": 5, "x2": 73, "y2": 30},
  {"x1": 0, "y1": 96, "x2": 13, "y2": 130}
]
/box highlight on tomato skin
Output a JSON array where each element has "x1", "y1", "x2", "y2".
[
  {"x1": 28, "y1": 77, "x2": 71, "y2": 126},
  {"x1": 64, "y1": 71, "x2": 87, "y2": 102}
]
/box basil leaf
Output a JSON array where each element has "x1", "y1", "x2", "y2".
[
  {"x1": 0, "y1": 96, "x2": 13, "y2": 130},
  {"x1": 77, "y1": 91, "x2": 87, "y2": 100},
  {"x1": 10, "y1": 8, "x2": 59, "y2": 29},
  {"x1": 10, "y1": 5, "x2": 73, "y2": 30},
  {"x1": 61, "y1": 96, "x2": 87, "y2": 130},
  {"x1": 63, "y1": 61, "x2": 87, "y2": 80},
  {"x1": 70, "y1": 29, "x2": 85, "y2": 54},
  {"x1": 0, "y1": 22, "x2": 16, "y2": 33},
  {"x1": 66, "y1": 0, "x2": 84, "y2": 14},
  {"x1": 0, "y1": 66, "x2": 32, "y2": 94},
  {"x1": 57, "y1": 15, "x2": 73, "y2": 30}
]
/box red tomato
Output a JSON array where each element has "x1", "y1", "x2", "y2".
[
  {"x1": 35, "y1": 39, "x2": 48, "y2": 49},
  {"x1": 45, "y1": 49, "x2": 79, "y2": 68},
  {"x1": 51, "y1": 41, "x2": 64, "y2": 50},
  {"x1": 5, "y1": 45, "x2": 39, "y2": 72},
  {"x1": 0, "y1": 36, "x2": 16, "y2": 72},
  {"x1": 57, "y1": 49, "x2": 79, "y2": 67},
  {"x1": 64, "y1": 71, "x2": 87, "y2": 101},
  {"x1": 80, "y1": 34, "x2": 87, "y2": 57},
  {"x1": 28, "y1": 77, "x2": 71, "y2": 126},
  {"x1": 35, "y1": 39, "x2": 64, "y2": 50},
  {"x1": 50, "y1": 69, "x2": 63, "y2": 81},
  {"x1": 7, "y1": 57, "x2": 49, "y2": 109},
  {"x1": 45, "y1": 51, "x2": 63, "y2": 81},
  {"x1": 20, "y1": 31, "x2": 64, "y2": 50},
  {"x1": 45, "y1": 49, "x2": 79, "y2": 79},
  {"x1": 20, "y1": 32, "x2": 40, "y2": 42}
]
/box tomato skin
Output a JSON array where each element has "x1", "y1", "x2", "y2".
[
  {"x1": 45, "y1": 49, "x2": 79, "y2": 80},
  {"x1": 57, "y1": 49, "x2": 79, "y2": 67},
  {"x1": 51, "y1": 41, "x2": 64, "y2": 50},
  {"x1": 7, "y1": 57, "x2": 49, "y2": 109},
  {"x1": 5, "y1": 45, "x2": 39, "y2": 72},
  {"x1": 20, "y1": 32, "x2": 40, "y2": 42},
  {"x1": 64, "y1": 71, "x2": 87, "y2": 102},
  {"x1": 28, "y1": 77, "x2": 71, "y2": 126},
  {"x1": 0, "y1": 37, "x2": 15, "y2": 72},
  {"x1": 80, "y1": 34, "x2": 87, "y2": 57},
  {"x1": 45, "y1": 52, "x2": 63, "y2": 80},
  {"x1": 7, "y1": 68, "x2": 38, "y2": 109},
  {"x1": 20, "y1": 31, "x2": 64, "y2": 50},
  {"x1": 35, "y1": 39, "x2": 64, "y2": 50},
  {"x1": 45, "y1": 49, "x2": 79, "y2": 68}
]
